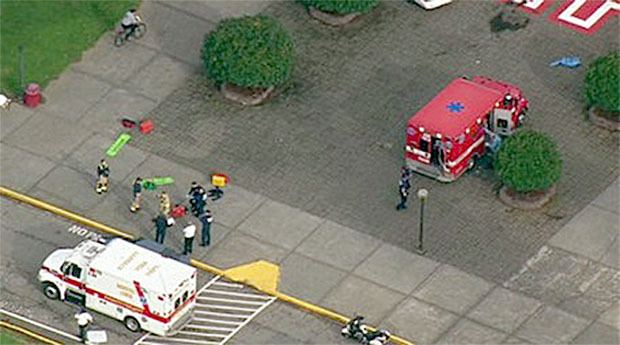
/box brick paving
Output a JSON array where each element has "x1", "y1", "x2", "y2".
[{"x1": 134, "y1": 0, "x2": 619, "y2": 283}]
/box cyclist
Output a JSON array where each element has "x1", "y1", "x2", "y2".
[{"x1": 121, "y1": 9, "x2": 139, "y2": 39}]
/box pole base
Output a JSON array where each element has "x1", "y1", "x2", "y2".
[{"x1": 416, "y1": 247, "x2": 427, "y2": 255}]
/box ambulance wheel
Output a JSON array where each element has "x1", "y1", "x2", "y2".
[
  {"x1": 42, "y1": 283, "x2": 60, "y2": 300},
  {"x1": 124, "y1": 316, "x2": 141, "y2": 332}
]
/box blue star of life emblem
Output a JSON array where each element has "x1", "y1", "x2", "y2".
[
  {"x1": 447, "y1": 101, "x2": 464, "y2": 113},
  {"x1": 140, "y1": 296, "x2": 147, "y2": 305}
]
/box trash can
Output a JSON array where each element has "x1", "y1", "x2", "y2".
[{"x1": 23, "y1": 83, "x2": 41, "y2": 108}]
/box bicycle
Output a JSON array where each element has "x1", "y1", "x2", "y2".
[{"x1": 114, "y1": 15, "x2": 146, "y2": 47}]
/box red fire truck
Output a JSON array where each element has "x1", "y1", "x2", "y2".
[{"x1": 404, "y1": 76, "x2": 528, "y2": 182}]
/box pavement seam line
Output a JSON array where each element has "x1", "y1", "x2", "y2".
[
  {"x1": 278, "y1": 217, "x2": 327, "y2": 264},
  {"x1": 232, "y1": 196, "x2": 269, "y2": 231},
  {"x1": 152, "y1": 0, "x2": 219, "y2": 27},
  {"x1": 504, "y1": 303, "x2": 545, "y2": 342},
  {"x1": 0, "y1": 320, "x2": 63, "y2": 345},
  {"x1": 69, "y1": 65, "x2": 159, "y2": 104},
  {"x1": 429, "y1": 283, "x2": 500, "y2": 343},
  {"x1": 0, "y1": 185, "x2": 415, "y2": 345}
]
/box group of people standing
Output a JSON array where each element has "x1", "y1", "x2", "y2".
[
  {"x1": 146, "y1": 181, "x2": 218, "y2": 256},
  {"x1": 95, "y1": 159, "x2": 221, "y2": 257}
]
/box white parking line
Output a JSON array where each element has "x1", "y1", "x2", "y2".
[
  {"x1": 191, "y1": 316, "x2": 244, "y2": 325},
  {"x1": 202, "y1": 289, "x2": 272, "y2": 300},
  {"x1": 211, "y1": 281, "x2": 244, "y2": 289},
  {"x1": 184, "y1": 324, "x2": 235, "y2": 331},
  {"x1": 197, "y1": 296, "x2": 266, "y2": 305},
  {"x1": 0, "y1": 308, "x2": 82, "y2": 342},
  {"x1": 135, "y1": 276, "x2": 276, "y2": 345}
]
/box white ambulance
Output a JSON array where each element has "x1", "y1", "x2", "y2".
[{"x1": 38, "y1": 238, "x2": 197, "y2": 336}]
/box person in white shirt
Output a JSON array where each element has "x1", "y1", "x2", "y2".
[
  {"x1": 75, "y1": 308, "x2": 93, "y2": 343},
  {"x1": 121, "y1": 9, "x2": 139, "y2": 39},
  {"x1": 182, "y1": 222, "x2": 196, "y2": 255}
]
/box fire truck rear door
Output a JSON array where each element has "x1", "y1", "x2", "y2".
[{"x1": 491, "y1": 108, "x2": 513, "y2": 136}]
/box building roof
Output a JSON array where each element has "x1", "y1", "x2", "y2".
[
  {"x1": 407, "y1": 78, "x2": 503, "y2": 138},
  {"x1": 90, "y1": 239, "x2": 195, "y2": 293}
]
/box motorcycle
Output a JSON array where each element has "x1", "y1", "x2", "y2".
[
  {"x1": 114, "y1": 15, "x2": 146, "y2": 47},
  {"x1": 341, "y1": 316, "x2": 366, "y2": 342},
  {"x1": 341, "y1": 316, "x2": 391, "y2": 345},
  {"x1": 363, "y1": 329, "x2": 391, "y2": 345}
]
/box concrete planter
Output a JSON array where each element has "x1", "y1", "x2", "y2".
[
  {"x1": 308, "y1": 7, "x2": 361, "y2": 26},
  {"x1": 588, "y1": 106, "x2": 620, "y2": 131},
  {"x1": 499, "y1": 185, "x2": 556, "y2": 210},
  {"x1": 221, "y1": 84, "x2": 275, "y2": 106}
]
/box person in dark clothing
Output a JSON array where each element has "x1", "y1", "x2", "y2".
[
  {"x1": 396, "y1": 183, "x2": 410, "y2": 210},
  {"x1": 199, "y1": 209, "x2": 213, "y2": 247},
  {"x1": 399, "y1": 174, "x2": 411, "y2": 191},
  {"x1": 208, "y1": 187, "x2": 224, "y2": 201},
  {"x1": 153, "y1": 213, "x2": 167, "y2": 244},
  {"x1": 130, "y1": 177, "x2": 142, "y2": 213},
  {"x1": 400, "y1": 166, "x2": 413, "y2": 181},
  {"x1": 190, "y1": 194, "x2": 206, "y2": 217},
  {"x1": 188, "y1": 181, "x2": 207, "y2": 216},
  {"x1": 188, "y1": 181, "x2": 206, "y2": 200}
]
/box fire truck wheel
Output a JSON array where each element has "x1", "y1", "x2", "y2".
[
  {"x1": 124, "y1": 316, "x2": 141, "y2": 332},
  {"x1": 518, "y1": 110, "x2": 526, "y2": 126},
  {"x1": 468, "y1": 154, "x2": 480, "y2": 171},
  {"x1": 42, "y1": 283, "x2": 60, "y2": 300}
]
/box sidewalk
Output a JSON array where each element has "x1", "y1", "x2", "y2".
[{"x1": 1, "y1": 1, "x2": 617, "y2": 344}]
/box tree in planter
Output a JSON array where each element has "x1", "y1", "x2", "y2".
[
  {"x1": 297, "y1": 0, "x2": 380, "y2": 26},
  {"x1": 495, "y1": 130, "x2": 562, "y2": 209},
  {"x1": 584, "y1": 52, "x2": 620, "y2": 129},
  {"x1": 202, "y1": 15, "x2": 294, "y2": 105}
]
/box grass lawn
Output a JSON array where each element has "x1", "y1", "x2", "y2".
[
  {"x1": 1, "y1": 0, "x2": 137, "y2": 96},
  {"x1": 0, "y1": 328, "x2": 42, "y2": 345}
]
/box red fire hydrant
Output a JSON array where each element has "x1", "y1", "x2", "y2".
[{"x1": 23, "y1": 83, "x2": 41, "y2": 108}]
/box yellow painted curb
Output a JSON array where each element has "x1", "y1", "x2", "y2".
[
  {"x1": 0, "y1": 187, "x2": 133, "y2": 240},
  {"x1": 0, "y1": 320, "x2": 64, "y2": 345},
  {"x1": 224, "y1": 260, "x2": 280, "y2": 294},
  {"x1": 1, "y1": 186, "x2": 414, "y2": 345}
]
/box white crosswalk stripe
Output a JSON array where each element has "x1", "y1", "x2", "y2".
[{"x1": 134, "y1": 276, "x2": 276, "y2": 345}]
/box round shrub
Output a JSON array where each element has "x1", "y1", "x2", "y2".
[
  {"x1": 202, "y1": 15, "x2": 294, "y2": 88},
  {"x1": 495, "y1": 130, "x2": 562, "y2": 193},
  {"x1": 297, "y1": 0, "x2": 379, "y2": 14},
  {"x1": 585, "y1": 52, "x2": 620, "y2": 114}
]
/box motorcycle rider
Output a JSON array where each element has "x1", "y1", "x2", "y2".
[
  {"x1": 121, "y1": 9, "x2": 139, "y2": 39},
  {"x1": 342, "y1": 316, "x2": 391, "y2": 345},
  {"x1": 363, "y1": 329, "x2": 391, "y2": 345}
]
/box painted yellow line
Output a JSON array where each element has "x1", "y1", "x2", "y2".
[
  {"x1": 0, "y1": 320, "x2": 64, "y2": 345},
  {"x1": 0, "y1": 186, "x2": 414, "y2": 345},
  {"x1": 0, "y1": 187, "x2": 133, "y2": 240}
]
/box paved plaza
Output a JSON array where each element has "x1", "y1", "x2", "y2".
[{"x1": 1, "y1": 0, "x2": 618, "y2": 344}]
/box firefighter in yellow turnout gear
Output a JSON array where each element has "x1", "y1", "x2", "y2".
[{"x1": 95, "y1": 159, "x2": 110, "y2": 194}]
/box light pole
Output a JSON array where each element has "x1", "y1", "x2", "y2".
[{"x1": 416, "y1": 188, "x2": 428, "y2": 255}]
